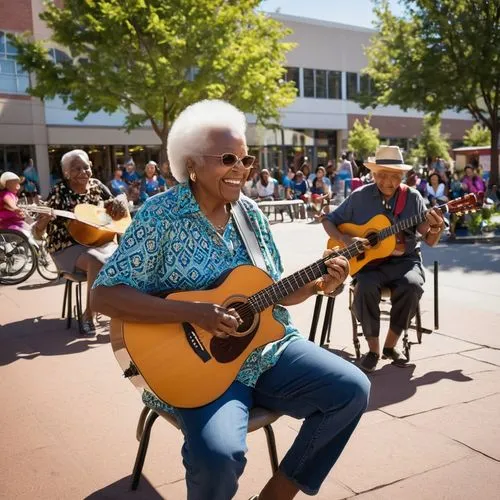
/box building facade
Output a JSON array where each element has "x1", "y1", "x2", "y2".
[{"x1": 0, "y1": 3, "x2": 474, "y2": 195}]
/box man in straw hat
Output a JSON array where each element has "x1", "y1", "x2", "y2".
[{"x1": 323, "y1": 146, "x2": 445, "y2": 373}]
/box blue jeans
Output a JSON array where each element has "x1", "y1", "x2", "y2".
[{"x1": 175, "y1": 340, "x2": 370, "y2": 499}]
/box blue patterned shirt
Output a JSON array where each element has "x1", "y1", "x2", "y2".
[{"x1": 94, "y1": 183, "x2": 304, "y2": 412}]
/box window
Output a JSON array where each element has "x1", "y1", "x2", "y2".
[
  {"x1": 315, "y1": 69, "x2": 327, "y2": 98},
  {"x1": 285, "y1": 67, "x2": 300, "y2": 93},
  {"x1": 303, "y1": 68, "x2": 314, "y2": 98},
  {"x1": 346, "y1": 72, "x2": 359, "y2": 100},
  {"x1": 49, "y1": 48, "x2": 71, "y2": 64},
  {"x1": 327, "y1": 71, "x2": 341, "y2": 99},
  {"x1": 0, "y1": 31, "x2": 29, "y2": 94},
  {"x1": 360, "y1": 74, "x2": 371, "y2": 95}
]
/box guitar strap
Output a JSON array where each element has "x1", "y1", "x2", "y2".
[
  {"x1": 231, "y1": 200, "x2": 267, "y2": 271},
  {"x1": 394, "y1": 184, "x2": 408, "y2": 245}
]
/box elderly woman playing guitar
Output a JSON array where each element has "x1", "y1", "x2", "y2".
[
  {"x1": 32, "y1": 149, "x2": 127, "y2": 335},
  {"x1": 91, "y1": 100, "x2": 370, "y2": 500}
]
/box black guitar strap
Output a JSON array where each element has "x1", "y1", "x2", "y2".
[{"x1": 231, "y1": 200, "x2": 267, "y2": 271}]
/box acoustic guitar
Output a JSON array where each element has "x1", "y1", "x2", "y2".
[
  {"x1": 111, "y1": 236, "x2": 375, "y2": 409},
  {"x1": 20, "y1": 203, "x2": 131, "y2": 247},
  {"x1": 327, "y1": 193, "x2": 481, "y2": 276}
]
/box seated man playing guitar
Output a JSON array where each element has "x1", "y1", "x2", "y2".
[
  {"x1": 32, "y1": 149, "x2": 127, "y2": 336},
  {"x1": 91, "y1": 100, "x2": 370, "y2": 500},
  {"x1": 322, "y1": 146, "x2": 445, "y2": 373}
]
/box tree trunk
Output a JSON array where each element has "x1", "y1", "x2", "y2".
[{"x1": 490, "y1": 125, "x2": 499, "y2": 187}]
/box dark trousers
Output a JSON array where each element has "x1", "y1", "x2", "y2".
[{"x1": 352, "y1": 256, "x2": 425, "y2": 338}]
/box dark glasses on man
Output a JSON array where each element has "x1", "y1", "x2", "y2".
[{"x1": 201, "y1": 153, "x2": 256, "y2": 168}]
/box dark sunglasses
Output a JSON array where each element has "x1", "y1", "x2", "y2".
[{"x1": 201, "y1": 153, "x2": 256, "y2": 169}]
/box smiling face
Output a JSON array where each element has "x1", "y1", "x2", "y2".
[
  {"x1": 145, "y1": 163, "x2": 156, "y2": 178},
  {"x1": 188, "y1": 128, "x2": 252, "y2": 205},
  {"x1": 68, "y1": 156, "x2": 92, "y2": 190},
  {"x1": 373, "y1": 169, "x2": 404, "y2": 199}
]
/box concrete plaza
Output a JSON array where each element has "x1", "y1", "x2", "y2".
[{"x1": 1, "y1": 220, "x2": 499, "y2": 499}]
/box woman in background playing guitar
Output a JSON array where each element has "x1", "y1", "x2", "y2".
[
  {"x1": 32, "y1": 149, "x2": 127, "y2": 336},
  {"x1": 322, "y1": 146, "x2": 445, "y2": 373},
  {"x1": 91, "y1": 100, "x2": 370, "y2": 500}
]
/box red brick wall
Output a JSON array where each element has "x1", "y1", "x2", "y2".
[
  {"x1": 0, "y1": 0, "x2": 33, "y2": 32},
  {"x1": 348, "y1": 114, "x2": 475, "y2": 141}
]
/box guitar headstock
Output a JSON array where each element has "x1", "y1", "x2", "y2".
[{"x1": 445, "y1": 192, "x2": 483, "y2": 216}]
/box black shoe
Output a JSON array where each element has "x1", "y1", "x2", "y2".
[
  {"x1": 360, "y1": 352, "x2": 380, "y2": 373},
  {"x1": 382, "y1": 347, "x2": 408, "y2": 365}
]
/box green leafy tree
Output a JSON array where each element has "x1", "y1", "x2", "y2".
[
  {"x1": 361, "y1": 0, "x2": 500, "y2": 185},
  {"x1": 414, "y1": 113, "x2": 451, "y2": 165},
  {"x1": 10, "y1": 0, "x2": 296, "y2": 171},
  {"x1": 463, "y1": 123, "x2": 491, "y2": 147},
  {"x1": 347, "y1": 116, "x2": 380, "y2": 162}
]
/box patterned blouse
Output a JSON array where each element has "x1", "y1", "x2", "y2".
[
  {"x1": 94, "y1": 183, "x2": 304, "y2": 413},
  {"x1": 45, "y1": 178, "x2": 112, "y2": 253}
]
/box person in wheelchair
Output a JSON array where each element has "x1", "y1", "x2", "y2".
[
  {"x1": 0, "y1": 172, "x2": 34, "y2": 237},
  {"x1": 322, "y1": 146, "x2": 445, "y2": 373}
]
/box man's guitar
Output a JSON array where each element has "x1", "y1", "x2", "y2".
[
  {"x1": 20, "y1": 203, "x2": 132, "y2": 247},
  {"x1": 327, "y1": 193, "x2": 481, "y2": 276}
]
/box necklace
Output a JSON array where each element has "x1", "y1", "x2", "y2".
[{"x1": 214, "y1": 216, "x2": 231, "y2": 233}]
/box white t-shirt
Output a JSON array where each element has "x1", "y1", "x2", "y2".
[
  {"x1": 256, "y1": 179, "x2": 276, "y2": 198},
  {"x1": 427, "y1": 183, "x2": 446, "y2": 198}
]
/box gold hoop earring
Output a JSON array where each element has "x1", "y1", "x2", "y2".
[{"x1": 190, "y1": 172, "x2": 197, "y2": 183}]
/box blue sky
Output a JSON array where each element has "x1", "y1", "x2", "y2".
[{"x1": 260, "y1": 0, "x2": 405, "y2": 28}]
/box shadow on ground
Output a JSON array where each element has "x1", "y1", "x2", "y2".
[
  {"x1": 329, "y1": 348, "x2": 473, "y2": 412},
  {"x1": 85, "y1": 475, "x2": 163, "y2": 499},
  {"x1": 0, "y1": 315, "x2": 109, "y2": 366},
  {"x1": 422, "y1": 243, "x2": 500, "y2": 273}
]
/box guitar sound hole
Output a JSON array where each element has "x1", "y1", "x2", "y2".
[
  {"x1": 367, "y1": 232, "x2": 379, "y2": 247},
  {"x1": 210, "y1": 301, "x2": 259, "y2": 363},
  {"x1": 231, "y1": 300, "x2": 255, "y2": 334}
]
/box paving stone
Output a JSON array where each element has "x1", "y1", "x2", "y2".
[
  {"x1": 332, "y1": 418, "x2": 472, "y2": 493},
  {"x1": 351, "y1": 455, "x2": 500, "y2": 500},
  {"x1": 460, "y1": 347, "x2": 500, "y2": 367},
  {"x1": 407, "y1": 393, "x2": 500, "y2": 461},
  {"x1": 367, "y1": 354, "x2": 500, "y2": 417}
]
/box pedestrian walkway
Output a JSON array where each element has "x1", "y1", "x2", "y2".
[{"x1": 1, "y1": 223, "x2": 499, "y2": 499}]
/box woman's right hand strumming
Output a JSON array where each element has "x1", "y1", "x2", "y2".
[{"x1": 193, "y1": 302, "x2": 243, "y2": 339}]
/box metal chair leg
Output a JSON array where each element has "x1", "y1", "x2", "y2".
[
  {"x1": 263, "y1": 424, "x2": 279, "y2": 473},
  {"x1": 62, "y1": 280, "x2": 69, "y2": 318},
  {"x1": 131, "y1": 411, "x2": 160, "y2": 491},
  {"x1": 308, "y1": 295, "x2": 324, "y2": 342},
  {"x1": 66, "y1": 281, "x2": 72, "y2": 329},
  {"x1": 434, "y1": 260, "x2": 439, "y2": 330},
  {"x1": 76, "y1": 282, "x2": 83, "y2": 335},
  {"x1": 321, "y1": 297, "x2": 335, "y2": 345}
]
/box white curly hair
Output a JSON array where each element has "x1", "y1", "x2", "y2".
[
  {"x1": 167, "y1": 100, "x2": 247, "y2": 183},
  {"x1": 61, "y1": 149, "x2": 91, "y2": 175}
]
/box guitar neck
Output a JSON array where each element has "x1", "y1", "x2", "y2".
[
  {"x1": 248, "y1": 240, "x2": 365, "y2": 313},
  {"x1": 19, "y1": 205, "x2": 76, "y2": 220}
]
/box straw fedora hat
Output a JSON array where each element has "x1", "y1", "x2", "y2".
[{"x1": 365, "y1": 145, "x2": 412, "y2": 172}]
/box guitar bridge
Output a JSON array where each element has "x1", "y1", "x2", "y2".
[{"x1": 123, "y1": 362, "x2": 139, "y2": 378}]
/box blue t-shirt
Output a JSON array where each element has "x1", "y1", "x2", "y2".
[
  {"x1": 122, "y1": 170, "x2": 141, "y2": 184},
  {"x1": 292, "y1": 179, "x2": 308, "y2": 198},
  {"x1": 109, "y1": 178, "x2": 128, "y2": 196}
]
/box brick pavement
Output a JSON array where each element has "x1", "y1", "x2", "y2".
[{"x1": 1, "y1": 222, "x2": 499, "y2": 499}]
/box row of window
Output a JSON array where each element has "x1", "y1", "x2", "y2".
[{"x1": 285, "y1": 67, "x2": 374, "y2": 101}]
